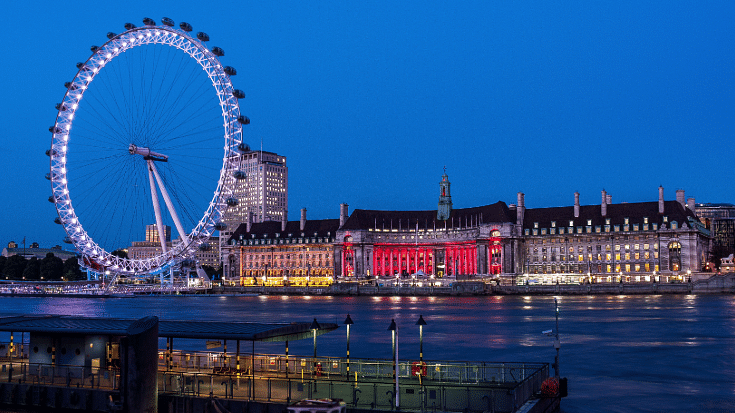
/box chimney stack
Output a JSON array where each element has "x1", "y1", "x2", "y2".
[
  {"x1": 281, "y1": 210, "x2": 288, "y2": 232},
  {"x1": 676, "y1": 189, "x2": 686, "y2": 209},
  {"x1": 246, "y1": 211, "x2": 253, "y2": 232},
  {"x1": 516, "y1": 192, "x2": 525, "y2": 226},
  {"x1": 606, "y1": 194, "x2": 612, "y2": 204},
  {"x1": 601, "y1": 190, "x2": 607, "y2": 217},
  {"x1": 574, "y1": 192, "x2": 580, "y2": 218},
  {"x1": 340, "y1": 203, "x2": 349, "y2": 228},
  {"x1": 687, "y1": 197, "x2": 695, "y2": 211},
  {"x1": 300, "y1": 208, "x2": 307, "y2": 231},
  {"x1": 658, "y1": 186, "x2": 664, "y2": 214}
]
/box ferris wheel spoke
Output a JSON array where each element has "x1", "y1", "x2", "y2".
[
  {"x1": 143, "y1": 52, "x2": 201, "y2": 132},
  {"x1": 79, "y1": 90, "x2": 132, "y2": 144},
  {"x1": 149, "y1": 70, "x2": 214, "y2": 144},
  {"x1": 142, "y1": 48, "x2": 193, "y2": 137},
  {"x1": 71, "y1": 116, "x2": 130, "y2": 147}
]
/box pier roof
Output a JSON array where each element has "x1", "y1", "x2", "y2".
[{"x1": 0, "y1": 315, "x2": 338, "y2": 342}]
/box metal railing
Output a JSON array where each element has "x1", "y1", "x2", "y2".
[
  {"x1": 0, "y1": 360, "x2": 119, "y2": 390},
  {"x1": 157, "y1": 351, "x2": 549, "y2": 412}
]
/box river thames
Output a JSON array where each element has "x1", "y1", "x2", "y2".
[{"x1": 0, "y1": 294, "x2": 733, "y2": 412}]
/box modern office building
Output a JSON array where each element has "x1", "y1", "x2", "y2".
[
  {"x1": 222, "y1": 150, "x2": 288, "y2": 228},
  {"x1": 145, "y1": 224, "x2": 170, "y2": 243}
]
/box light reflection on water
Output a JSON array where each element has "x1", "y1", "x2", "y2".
[{"x1": 0, "y1": 294, "x2": 733, "y2": 412}]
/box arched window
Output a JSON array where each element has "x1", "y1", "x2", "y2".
[
  {"x1": 668, "y1": 241, "x2": 681, "y2": 271},
  {"x1": 489, "y1": 229, "x2": 502, "y2": 275}
]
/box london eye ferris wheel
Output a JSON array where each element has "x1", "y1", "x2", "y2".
[{"x1": 47, "y1": 17, "x2": 250, "y2": 279}]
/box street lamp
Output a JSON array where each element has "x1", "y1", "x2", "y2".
[
  {"x1": 387, "y1": 319, "x2": 399, "y2": 409},
  {"x1": 416, "y1": 315, "x2": 427, "y2": 362},
  {"x1": 311, "y1": 318, "x2": 320, "y2": 371},
  {"x1": 344, "y1": 314, "x2": 354, "y2": 374}
]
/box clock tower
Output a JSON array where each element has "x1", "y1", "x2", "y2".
[{"x1": 437, "y1": 168, "x2": 452, "y2": 220}]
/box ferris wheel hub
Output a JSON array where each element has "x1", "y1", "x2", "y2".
[{"x1": 129, "y1": 144, "x2": 168, "y2": 162}]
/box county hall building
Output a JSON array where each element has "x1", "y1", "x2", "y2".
[{"x1": 223, "y1": 172, "x2": 711, "y2": 285}]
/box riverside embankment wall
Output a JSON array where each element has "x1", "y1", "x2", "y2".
[{"x1": 220, "y1": 274, "x2": 735, "y2": 296}]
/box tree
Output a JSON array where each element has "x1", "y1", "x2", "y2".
[
  {"x1": 202, "y1": 265, "x2": 222, "y2": 279},
  {"x1": 710, "y1": 245, "x2": 732, "y2": 271},
  {"x1": 111, "y1": 249, "x2": 128, "y2": 259},
  {"x1": 22, "y1": 257, "x2": 40, "y2": 280},
  {"x1": 40, "y1": 253, "x2": 64, "y2": 280},
  {"x1": 0, "y1": 256, "x2": 6, "y2": 276},
  {"x1": 2, "y1": 255, "x2": 27, "y2": 280},
  {"x1": 63, "y1": 257, "x2": 85, "y2": 281}
]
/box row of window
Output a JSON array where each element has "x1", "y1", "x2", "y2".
[
  {"x1": 529, "y1": 251, "x2": 660, "y2": 263},
  {"x1": 528, "y1": 263, "x2": 661, "y2": 274}
]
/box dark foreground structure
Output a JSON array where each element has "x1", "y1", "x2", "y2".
[{"x1": 0, "y1": 315, "x2": 558, "y2": 413}]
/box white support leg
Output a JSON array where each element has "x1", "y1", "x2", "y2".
[
  {"x1": 149, "y1": 161, "x2": 190, "y2": 247},
  {"x1": 148, "y1": 161, "x2": 169, "y2": 255}
]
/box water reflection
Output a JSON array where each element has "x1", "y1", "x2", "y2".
[{"x1": 0, "y1": 294, "x2": 733, "y2": 413}]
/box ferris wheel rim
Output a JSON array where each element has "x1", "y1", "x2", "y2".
[{"x1": 48, "y1": 21, "x2": 243, "y2": 276}]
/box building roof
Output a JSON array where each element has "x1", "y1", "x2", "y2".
[
  {"x1": 523, "y1": 200, "x2": 698, "y2": 229},
  {"x1": 0, "y1": 315, "x2": 338, "y2": 342},
  {"x1": 228, "y1": 219, "x2": 341, "y2": 243},
  {"x1": 340, "y1": 201, "x2": 514, "y2": 231},
  {"x1": 2, "y1": 248, "x2": 77, "y2": 260}
]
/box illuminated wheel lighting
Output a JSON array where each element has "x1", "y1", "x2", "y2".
[{"x1": 48, "y1": 19, "x2": 248, "y2": 277}]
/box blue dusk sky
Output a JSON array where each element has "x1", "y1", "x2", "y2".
[{"x1": 2, "y1": 1, "x2": 734, "y2": 249}]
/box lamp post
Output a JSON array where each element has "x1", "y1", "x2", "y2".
[
  {"x1": 344, "y1": 314, "x2": 354, "y2": 375},
  {"x1": 416, "y1": 315, "x2": 426, "y2": 362},
  {"x1": 388, "y1": 319, "x2": 399, "y2": 409},
  {"x1": 311, "y1": 318, "x2": 320, "y2": 372},
  {"x1": 553, "y1": 298, "x2": 560, "y2": 379}
]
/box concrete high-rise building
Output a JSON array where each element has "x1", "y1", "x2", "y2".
[
  {"x1": 223, "y1": 150, "x2": 288, "y2": 228},
  {"x1": 145, "y1": 224, "x2": 171, "y2": 243}
]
